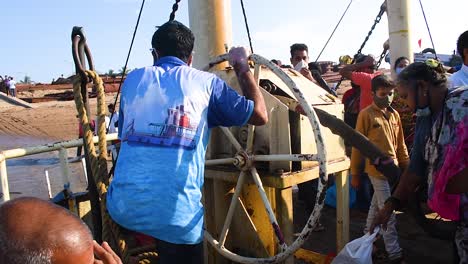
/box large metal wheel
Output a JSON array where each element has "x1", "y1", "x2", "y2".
[{"x1": 203, "y1": 54, "x2": 329, "y2": 263}]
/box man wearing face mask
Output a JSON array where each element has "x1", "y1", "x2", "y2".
[
  {"x1": 290, "y1": 43, "x2": 315, "y2": 82},
  {"x1": 351, "y1": 75, "x2": 409, "y2": 263},
  {"x1": 394, "y1": 57, "x2": 410, "y2": 76}
]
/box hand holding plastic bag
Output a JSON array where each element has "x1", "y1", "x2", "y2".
[{"x1": 331, "y1": 228, "x2": 379, "y2": 264}]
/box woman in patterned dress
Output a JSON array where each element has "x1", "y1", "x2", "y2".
[{"x1": 371, "y1": 60, "x2": 468, "y2": 263}]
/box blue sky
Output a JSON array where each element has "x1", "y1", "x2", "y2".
[{"x1": 1, "y1": 0, "x2": 467, "y2": 83}]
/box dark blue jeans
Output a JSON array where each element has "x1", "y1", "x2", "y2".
[
  {"x1": 355, "y1": 173, "x2": 373, "y2": 211},
  {"x1": 157, "y1": 239, "x2": 204, "y2": 264}
]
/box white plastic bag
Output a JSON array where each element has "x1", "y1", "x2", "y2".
[{"x1": 331, "y1": 229, "x2": 379, "y2": 264}]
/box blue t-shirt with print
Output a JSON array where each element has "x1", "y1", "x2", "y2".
[{"x1": 106, "y1": 56, "x2": 253, "y2": 244}]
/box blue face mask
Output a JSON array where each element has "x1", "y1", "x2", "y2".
[{"x1": 395, "y1": 67, "x2": 405, "y2": 75}]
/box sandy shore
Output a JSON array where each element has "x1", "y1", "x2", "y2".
[{"x1": 0, "y1": 92, "x2": 118, "y2": 141}]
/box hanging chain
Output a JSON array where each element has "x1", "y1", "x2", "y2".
[
  {"x1": 169, "y1": 0, "x2": 181, "y2": 21},
  {"x1": 355, "y1": 2, "x2": 386, "y2": 56},
  {"x1": 335, "y1": 2, "x2": 386, "y2": 89},
  {"x1": 375, "y1": 48, "x2": 388, "y2": 69}
]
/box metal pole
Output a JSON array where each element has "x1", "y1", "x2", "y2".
[
  {"x1": 0, "y1": 158, "x2": 10, "y2": 202},
  {"x1": 45, "y1": 170, "x2": 52, "y2": 199},
  {"x1": 59, "y1": 148, "x2": 71, "y2": 188},
  {"x1": 387, "y1": 0, "x2": 413, "y2": 75},
  {"x1": 188, "y1": 0, "x2": 232, "y2": 70},
  {"x1": 205, "y1": 158, "x2": 237, "y2": 166}
]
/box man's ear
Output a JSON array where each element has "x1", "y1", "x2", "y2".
[
  {"x1": 187, "y1": 54, "x2": 193, "y2": 67},
  {"x1": 290, "y1": 58, "x2": 293, "y2": 65},
  {"x1": 152, "y1": 49, "x2": 159, "y2": 62}
]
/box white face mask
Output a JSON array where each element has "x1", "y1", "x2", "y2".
[
  {"x1": 395, "y1": 67, "x2": 405, "y2": 75},
  {"x1": 294, "y1": 60, "x2": 307, "y2": 71}
]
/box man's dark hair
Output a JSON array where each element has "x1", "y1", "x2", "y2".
[
  {"x1": 290, "y1": 43, "x2": 308, "y2": 58},
  {"x1": 371, "y1": 74, "x2": 395, "y2": 93},
  {"x1": 457, "y1": 30, "x2": 468, "y2": 61},
  {"x1": 394, "y1": 56, "x2": 409, "y2": 70},
  {"x1": 151, "y1": 20, "x2": 195, "y2": 62}
]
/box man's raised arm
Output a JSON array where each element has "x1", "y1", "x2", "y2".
[{"x1": 229, "y1": 47, "x2": 268, "y2": 126}]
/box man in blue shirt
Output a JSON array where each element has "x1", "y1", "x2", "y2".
[{"x1": 106, "y1": 20, "x2": 268, "y2": 264}]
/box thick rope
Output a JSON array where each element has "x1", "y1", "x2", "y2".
[
  {"x1": 137, "y1": 252, "x2": 159, "y2": 264},
  {"x1": 73, "y1": 71, "x2": 132, "y2": 263}
]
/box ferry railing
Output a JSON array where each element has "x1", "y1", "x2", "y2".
[{"x1": 0, "y1": 133, "x2": 118, "y2": 202}]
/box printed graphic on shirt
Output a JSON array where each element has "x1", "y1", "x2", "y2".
[{"x1": 121, "y1": 80, "x2": 201, "y2": 150}]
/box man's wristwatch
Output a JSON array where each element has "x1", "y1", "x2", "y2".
[{"x1": 384, "y1": 196, "x2": 402, "y2": 211}]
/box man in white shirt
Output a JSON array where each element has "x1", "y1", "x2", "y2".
[
  {"x1": 8, "y1": 77, "x2": 16, "y2": 97},
  {"x1": 449, "y1": 31, "x2": 468, "y2": 89},
  {"x1": 107, "y1": 103, "x2": 119, "y2": 134}
]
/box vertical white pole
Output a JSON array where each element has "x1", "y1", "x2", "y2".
[
  {"x1": 59, "y1": 148, "x2": 71, "y2": 189},
  {"x1": 387, "y1": 0, "x2": 413, "y2": 74},
  {"x1": 45, "y1": 170, "x2": 52, "y2": 199},
  {"x1": 0, "y1": 159, "x2": 10, "y2": 202},
  {"x1": 81, "y1": 157, "x2": 88, "y2": 186}
]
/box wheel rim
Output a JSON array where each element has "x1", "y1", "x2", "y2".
[{"x1": 203, "y1": 53, "x2": 328, "y2": 264}]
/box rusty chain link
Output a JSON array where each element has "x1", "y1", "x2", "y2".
[{"x1": 375, "y1": 47, "x2": 388, "y2": 69}]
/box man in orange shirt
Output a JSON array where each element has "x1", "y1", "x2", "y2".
[{"x1": 340, "y1": 54, "x2": 381, "y2": 111}]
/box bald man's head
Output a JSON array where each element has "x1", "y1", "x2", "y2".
[{"x1": 0, "y1": 197, "x2": 94, "y2": 264}]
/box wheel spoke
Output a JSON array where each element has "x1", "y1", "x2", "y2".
[
  {"x1": 220, "y1": 127, "x2": 243, "y2": 151},
  {"x1": 205, "y1": 158, "x2": 237, "y2": 166},
  {"x1": 250, "y1": 167, "x2": 287, "y2": 250},
  {"x1": 246, "y1": 125, "x2": 255, "y2": 152},
  {"x1": 218, "y1": 171, "x2": 247, "y2": 247},
  {"x1": 253, "y1": 63, "x2": 261, "y2": 85},
  {"x1": 253, "y1": 154, "x2": 318, "y2": 162}
]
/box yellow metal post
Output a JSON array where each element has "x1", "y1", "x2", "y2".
[
  {"x1": 188, "y1": 0, "x2": 232, "y2": 70},
  {"x1": 275, "y1": 187, "x2": 294, "y2": 264},
  {"x1": 336, "y1": 170, "x2": 349, "y2": 251}
]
